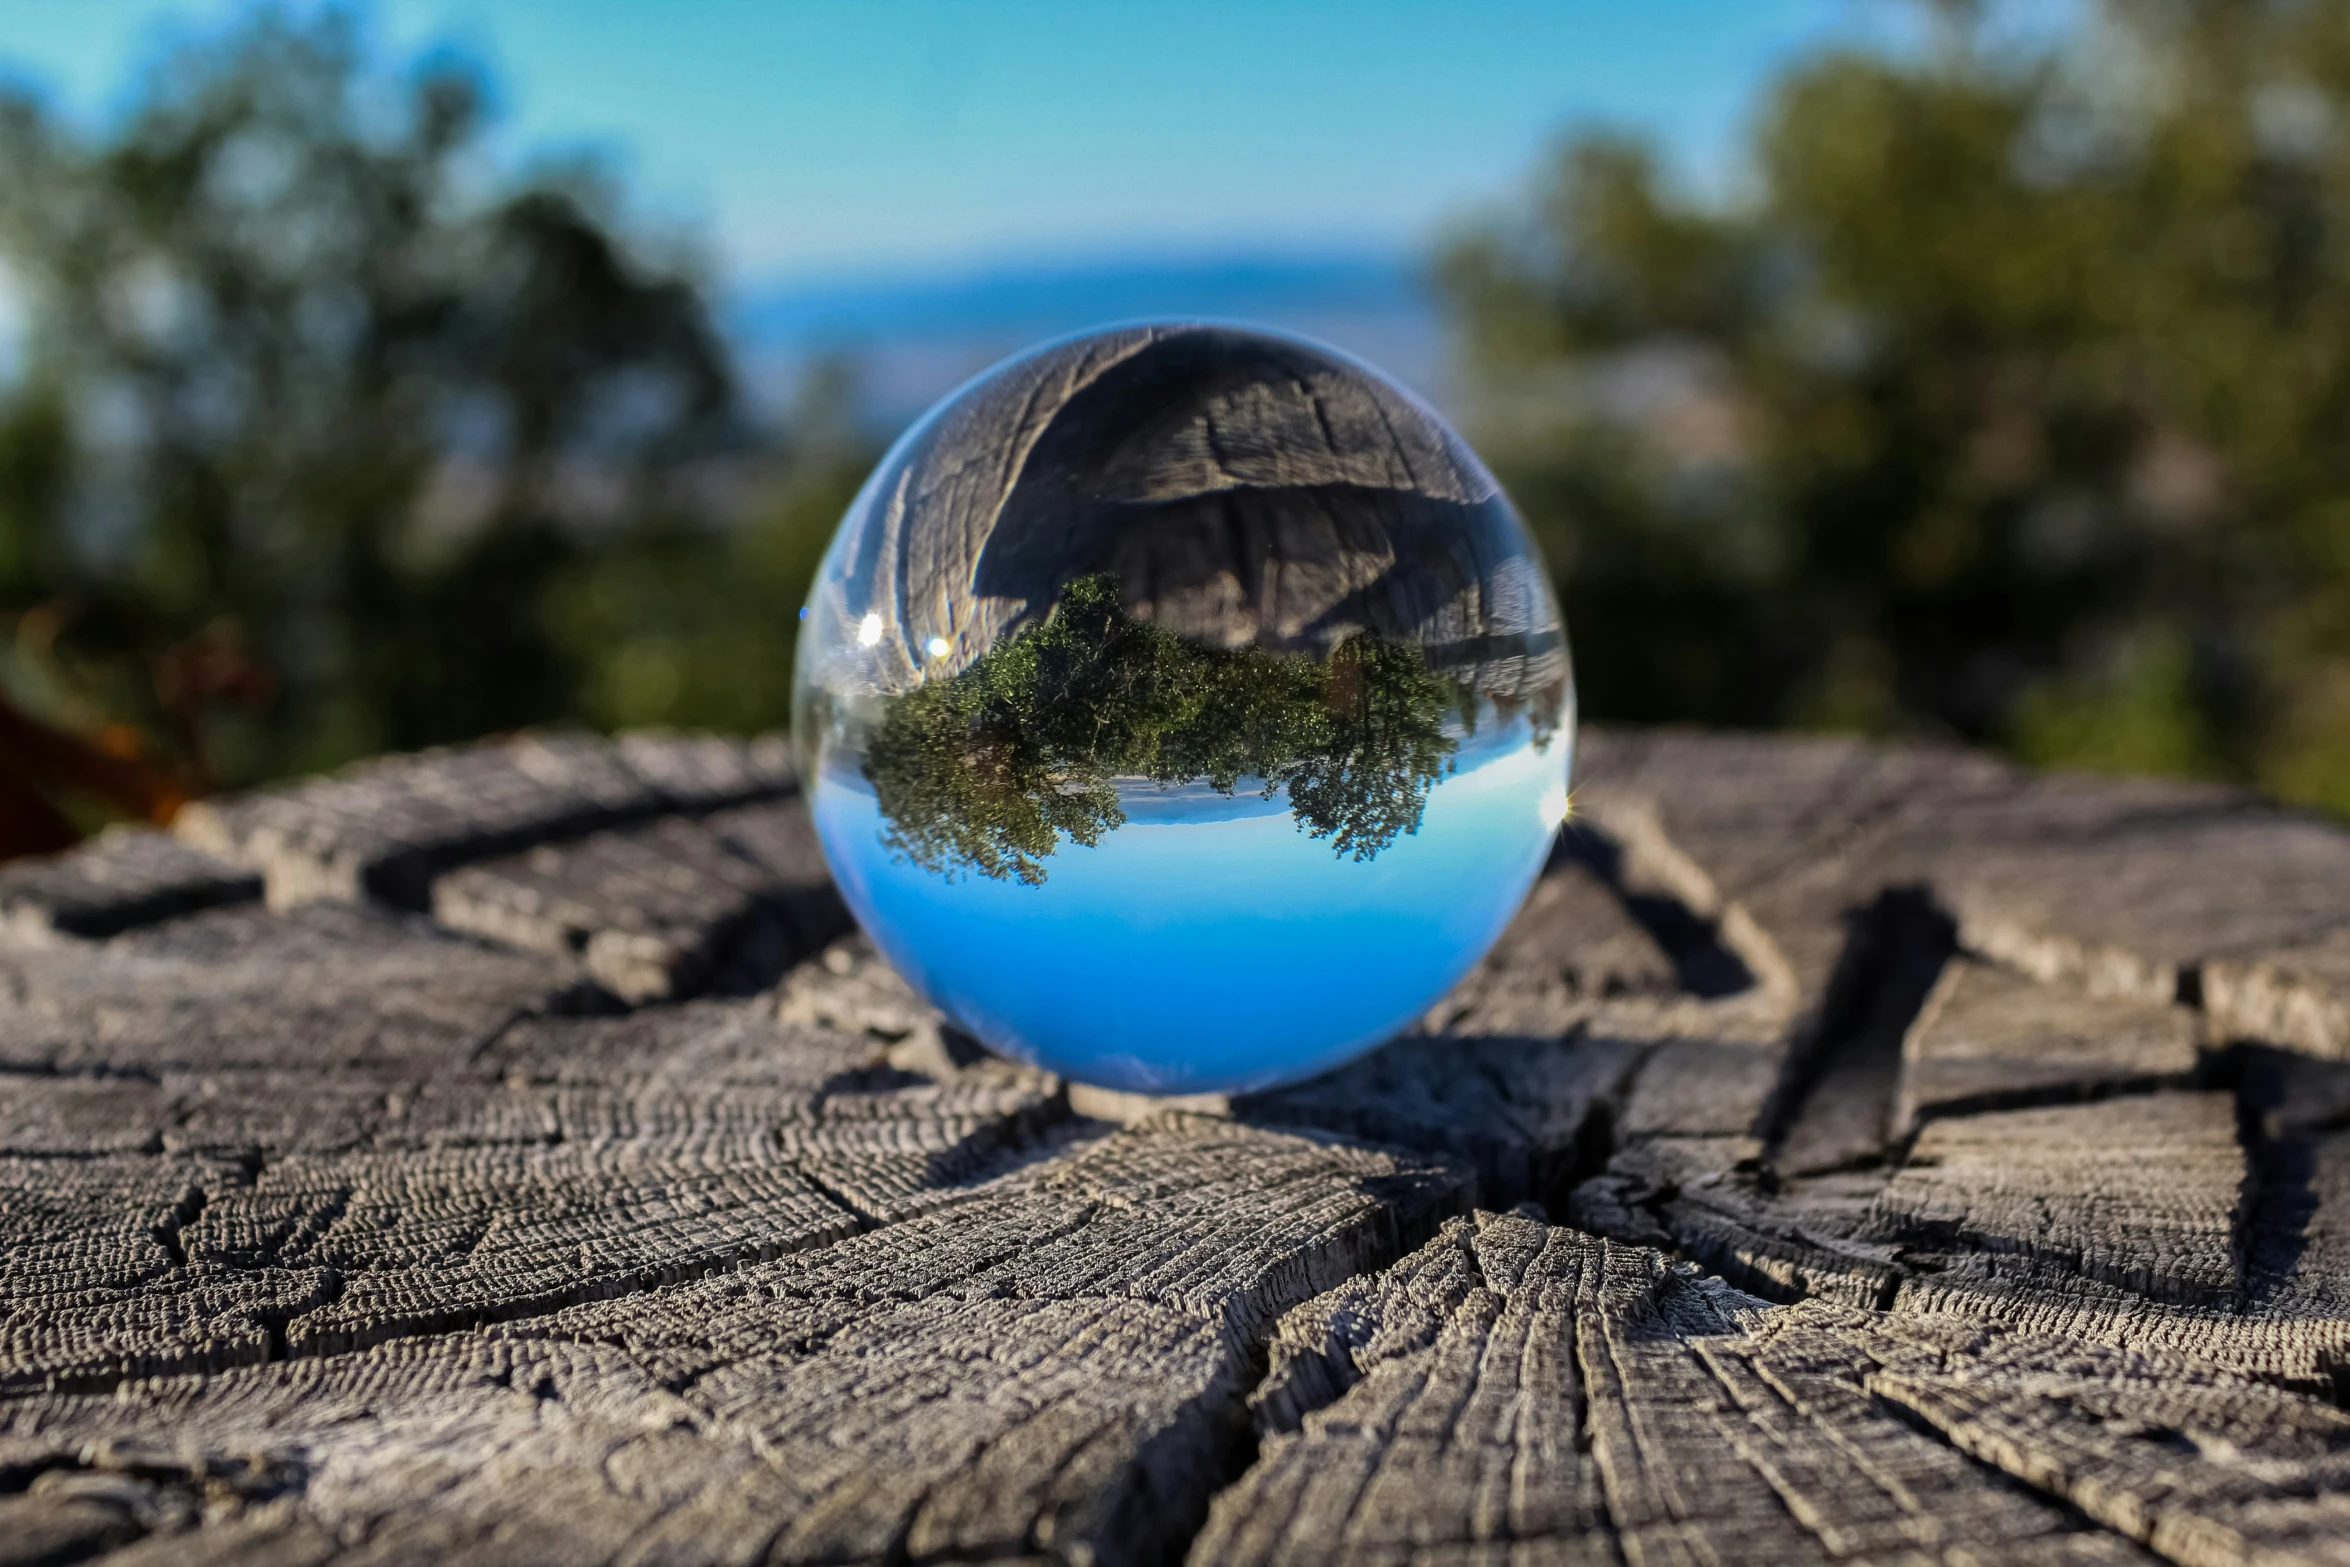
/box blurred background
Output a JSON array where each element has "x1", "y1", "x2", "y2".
[{"x1": 3, "y1": 0, "x2": 2347, "y2": 859}]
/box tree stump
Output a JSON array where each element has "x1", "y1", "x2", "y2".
[{"x1": 5, "y1": 725, "x2": 2350, "y2": 1566}]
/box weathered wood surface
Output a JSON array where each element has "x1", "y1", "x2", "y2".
[{"x1": 4, "y1": 724, "x2": 2350, "y2": 1565}]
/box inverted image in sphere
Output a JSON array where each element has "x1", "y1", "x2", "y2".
[{"x1": 793, "y1": 323, "x2": 1574, "y2": 1094}]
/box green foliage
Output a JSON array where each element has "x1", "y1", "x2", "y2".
[
  {"x1": 0, "y1": 12, "x2": 852, "y2": 805},
  {"x1": 1441, "y1": 0, "x2": 2350, "y2": 811},
  {"x1": 543, "y1": 439, "x2": 870, "y2": 737},
  {"x1": 862, "y1": 576, "x2": 1463, "y2": 884}
]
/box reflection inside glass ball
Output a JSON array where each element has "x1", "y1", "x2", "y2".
[{"x1": 792, "y1": 323, "x2": 1574, "y2": 1094}]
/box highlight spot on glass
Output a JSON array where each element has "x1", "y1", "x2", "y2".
[{"x1": 793, "y1": 323, "x2": 1576, "y2": 1095}]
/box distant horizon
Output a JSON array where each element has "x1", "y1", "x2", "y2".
[
  {"x1": 0, "y1": 1, "x2": 2078, "y2": 422},
  {"x1": 730, "y1": 244, "x2": 1428, "y2": 328},
  {"x1": 0, "y1": 0, "x2": 1904, "y2": 280},
  {"x1": 726, "y1": 246, "x2": 1454, "y2": 424}
]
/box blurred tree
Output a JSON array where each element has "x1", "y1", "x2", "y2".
[
  {"x1": 541, "y1": 363, "x2": 871, "y2": 738},
  {"x1": 1441, "y1": 0, "x2": 2350, "y2": 811},
  {"x1": 0, "y1": 10, "x2": 810, "y2": 852}
]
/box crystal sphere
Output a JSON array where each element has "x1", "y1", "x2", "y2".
[{"x1": 793, "y1": 323, "x2": 1574, "y2": 1095}]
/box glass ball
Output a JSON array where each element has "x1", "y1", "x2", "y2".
[{"x1": 793, "y1": 323, "x2": 1574, "y2": 1095}]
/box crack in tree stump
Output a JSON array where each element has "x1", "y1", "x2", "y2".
[{"x1": 4, "y1": 726, "x2": 2350, "y2": 1564}]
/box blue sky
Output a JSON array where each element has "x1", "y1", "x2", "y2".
[{"x1": 1, "y1": 0, "x2": 1889, "y2": 287}]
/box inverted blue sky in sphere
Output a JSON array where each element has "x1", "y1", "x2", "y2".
[{"x1": 813, "y1": 718, "x2": 1572, "y2": 1095}]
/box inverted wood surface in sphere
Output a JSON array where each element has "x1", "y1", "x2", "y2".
[
  {"x1": 4, "y1": 726, "x2": 2350, "y2": 1565},
  {"x1": 826, "y1": 325, "x2": 1568, "y2": 706}
]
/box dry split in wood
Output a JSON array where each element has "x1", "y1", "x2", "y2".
[{"x1": 4, "y1": 726, "x2": 2350, "y2": 1564}]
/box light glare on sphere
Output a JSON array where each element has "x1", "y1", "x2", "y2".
[{"x1": 792, "y1": 324, "x2": 1575, "y2": 1094}]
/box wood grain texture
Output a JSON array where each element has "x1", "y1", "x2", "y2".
[
  {"x1": 1897, "y1": 955, "x2": 2202, "y2": 1128},
  {"x1": 430, "y1": 799, "x2": 847, "y2": 1002},
  {"x1": 174, "y1": 731, "x2": 793, "y2": 910},
  {"x1": 3, "y1": 724, "x2": 2350, "y2": 1564},
  {"x1": 0, "y1": 827, "x2": 257, "y2": 940}
]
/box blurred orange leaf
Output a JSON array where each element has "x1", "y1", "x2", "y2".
[{"x1": 0, "y1": 694, "x2": 189, "y2": 863}]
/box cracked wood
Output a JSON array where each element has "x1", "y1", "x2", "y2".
[{"x1": 2, "y1": 726, "x2": 2350, "y2": 1565}]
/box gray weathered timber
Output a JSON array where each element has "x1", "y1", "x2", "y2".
[
  {"x1": 174, "y1": 730, "x2": 794, "y2": 909},
  {"x1": 429, "y1": 799, "x2": 847, "y2": 1002},
  {"x1": 0, "y1": 827, "x2": 257, "y2": 941},
  {"x1": 1894, "y1": 954, "x2": 2202, "y2": 1128},
  {"x1": 6, "y1": 726, "x2": 2350, "y2": 1565}
]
